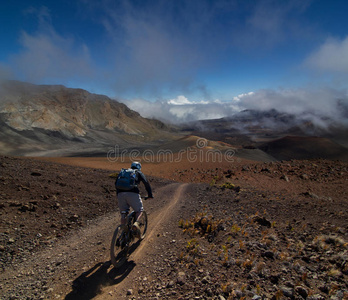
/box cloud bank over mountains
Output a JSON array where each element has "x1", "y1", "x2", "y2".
[{"x1": 122, "y1": 87, "x2": 348, "y2": 127}]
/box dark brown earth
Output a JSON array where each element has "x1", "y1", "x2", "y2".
[{"x1": 0, "y1": 155, "x2": 347, "y2": 300}]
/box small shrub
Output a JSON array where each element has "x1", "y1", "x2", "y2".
[
  {"x1": 221, "y1": 182, "x2": 235, "y2": 189},
  {"x1": 178, "y1": 219, "x2": 185, "y2": 228},
  {"x1": 186, "y1": 238, "x2": 199, "y2": 255},
  {"x1": 239, "y1": 240, "x2": 245, "y2": 249},
  {"x1": 231, "y1": 224, "x2": 241, "y2": 234}
]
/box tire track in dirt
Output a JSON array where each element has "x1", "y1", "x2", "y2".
[{"x1": 133, "y1": 183, "x2": 188, "y2": 260}]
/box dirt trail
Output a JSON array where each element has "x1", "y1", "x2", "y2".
[
  {"x1": 1, "y1": 182, "x2": 187, "y2": 299},
  {"x1": 96, "y1": 183, "x2": 188, "y2": 299},
  {"x1": 132, "y1": 183, "x2": 187, "y2": 261}
]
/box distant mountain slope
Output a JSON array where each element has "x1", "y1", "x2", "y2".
[
  {"x1": 0, "y1": 81, "x2": 174, "y2": 156},
  {"x1": 183, "y1": 109, "x2": 348, "y2": 145},
  {"x1": 184, "y1": 109, "x2": 341, "y2": 137},
  {"x1": 181, "y1": 108, "x2": 348, "y2": 161},
  {"x1": 259, "y1": 136, "x2": 348, "y2": 161}
]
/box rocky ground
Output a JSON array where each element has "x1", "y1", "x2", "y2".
[{"x1": 0, "y1": 155, "x2": 347, "y2": 299}]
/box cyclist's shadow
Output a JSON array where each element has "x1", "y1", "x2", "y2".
[{"x1": 65, "y1": 241, "x2": 141, "y2": 300}]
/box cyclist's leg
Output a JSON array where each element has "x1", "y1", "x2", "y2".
[
  {"x1": 117, "y1": 192, "x2": 130, "y2": 226},
  {"x1": 128, "y1": 193, "x2": 143, "y2": 222},
  {"x1": 121, "y1": 211, "x2": 129, "y2": 226},
  {"x1": 128, "y1": 193, "x2": 143, "y2": 238},
  {"x1": 135, "y1": 211, "x2": 143, "y2": 222}
]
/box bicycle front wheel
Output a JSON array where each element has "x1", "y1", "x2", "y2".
[
  {"x1": 138, "y1": 211, "x2": 148, "y2": 240},
  {"x1": 110, "y1": 225, "x2": 128, "y2": 268}
]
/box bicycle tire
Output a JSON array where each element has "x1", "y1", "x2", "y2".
[
  {"x1": 138, "y1": 211, "x2": 148, "y2": 240},
  {"x1": 110, "y1": 225, "x2": 128, "y2": 268}
]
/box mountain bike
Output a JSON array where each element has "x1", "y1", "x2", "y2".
[{"x1": 110, "y1": 207, "x2": 148, "y2": 268}]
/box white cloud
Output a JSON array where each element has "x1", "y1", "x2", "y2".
[
  {"x1": 233, "y1": 92, "x2": 255, "y2": 102},
  {"x1": 168, "y1": 95, "x2": 209, "y2": 105},
  {"x1": 238, "y1": 88, "x2": 340, "y2": 113},
  {"x1": 168, "y1": 95, "x2": 192, "y2": 105},
  {"x1": 305, "y1": 36, "x2": 348, "y2": 73},
  {"x1": 236, "y1": 87, "x2": 348, "y2": 128},
  {"x1": 169, "y1": 106, "x2": 195, "y2": 119},
  {"x1": 7, "y1": 7, "x2": 94, "y2": 85},
  {"x1": 241, "y1": 0, "x2": 311, "y2": 49},
  {"x1": 12, "y1": 32, "x2": 93, "y2": 82}
]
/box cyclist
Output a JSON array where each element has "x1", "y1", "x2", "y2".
[{"x1": 115, "y1": 161, "x2": 153, "y2": 238}]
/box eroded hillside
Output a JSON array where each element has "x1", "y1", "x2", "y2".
[{"x1": 0, "y1": 81, "x2": 176, "y2": 156}]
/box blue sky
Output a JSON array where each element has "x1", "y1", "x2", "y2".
[{"x1": 1, "y1": 0, "x2": 348, "y2": 122}]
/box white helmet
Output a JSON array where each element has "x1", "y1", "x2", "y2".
[{"x1": 131, "y1": 161, "x2": 141, "y2": 170}]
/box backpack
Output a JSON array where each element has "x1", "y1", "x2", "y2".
[{"x1": 115, "y1": 168, "x2": 138, "y2": 191}]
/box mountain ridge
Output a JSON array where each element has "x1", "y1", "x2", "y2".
[
  {"x1": 0, "y1": 80, "x2": 165, "y2": 135},
  {"x1": 0, "y1": 80, "x2": 175, "y2": 156}
]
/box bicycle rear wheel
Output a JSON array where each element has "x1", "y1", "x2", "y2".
[{"x1": 110, "y1": 225, "x2": 128, "y2": 268}]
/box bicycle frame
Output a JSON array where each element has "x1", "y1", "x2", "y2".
[{"x1": 110, "y1": 209, "x2": 148, "y2": 268}]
